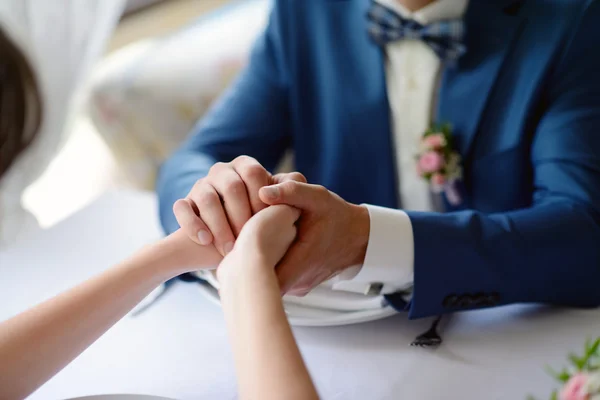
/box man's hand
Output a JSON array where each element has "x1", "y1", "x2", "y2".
[
  {"x1": 172, "y1": 155, "x2": 306, "y2": 256},
  {"x1": 259, "y1": 181, "x2": 370, "y2": 296}
]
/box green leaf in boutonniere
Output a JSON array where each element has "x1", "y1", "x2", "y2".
[
  {"x1": 569, "y1": 352, "x2": 587, "y2": 371},
  {"x1": 587, "y1": 338, "x2": 600, "y2": 357},
  {"x1": 565, "y1": 337, "x2": 600, "y2": 372},
  {"x1": 423, "y1": 123, "x2": 454, "y2": 155},
  {"x1": 546, "y1": 366, "x2": 572, "y2": 383}
]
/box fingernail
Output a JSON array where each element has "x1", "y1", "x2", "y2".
[
  {"x1": 197, "y1": 230, "x2": 211, "y2": 245},
  {"x1": 223, "y1": 241, "x2": 235, "y2": 255},
  {"x1": 262, "y1": 186, "x2": 280, "y2": 201}
]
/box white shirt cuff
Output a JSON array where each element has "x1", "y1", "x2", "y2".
[{"x1": 331, "y1": 205, "x2": 414, "y2": 295}]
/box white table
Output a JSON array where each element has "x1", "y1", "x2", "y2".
[{"x1": 1, "y1": 190, "x2": 598, "y2": 400}]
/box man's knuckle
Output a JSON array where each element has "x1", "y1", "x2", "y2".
[
  {"x1": 224, "y1": 178, "x2": 245, "y2": 196},
  {"x1": 282, "y1": 180, "x2": 298, "y2": 194},
  {"x1": 315, "y1": 185, "x2": 329, "y2": 197},
  {"x1": 209, "y1": 162, "x2": 227, "y2": 175},
  {"x1": 198, "y1": 191, "x2": 220, "y2": 209},
  {"x1": 190, "y1": 178, "x2": 205, "y2": 193},
  {"x1": 240, "y1": 163, "x2": 267, "y2": 182},
  {"x1": 234, "y1": 155, "x2": 256, "y2": 165},
  {"x1": 291, "y1": 172, "x2": 307, "y2": 183}
]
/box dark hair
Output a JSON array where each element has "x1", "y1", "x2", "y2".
[{"x1": 0, "y1": 26, "x2": 43, "y2": 180}]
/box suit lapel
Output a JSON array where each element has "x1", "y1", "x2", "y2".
[{"x1": 437, "y1": 0, "x2": 527, "y2": 158}]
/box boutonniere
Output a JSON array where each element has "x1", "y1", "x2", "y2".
[
  {"x1": 416, "y1": 123, "x2": 463, "y2": 206},
  {"x1": 529, "y1": 337, "x2": 600, "y2": 400}
]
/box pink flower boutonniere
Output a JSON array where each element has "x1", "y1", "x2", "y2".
[
  {"x1": 416, "y1": 123, "x2": 463, "y2": 206},
  {"x1": 529, "y1": 337, "x2": 600, "y2": 400}
]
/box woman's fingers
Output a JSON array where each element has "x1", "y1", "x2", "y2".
[
  {"x1": 233, "y1": 156, "x2": 271, "y2": 214},
  {"x1": 174, "y1": 159, "x2": 307, "y2": 261},
  {"x1": 210, "y1": 167, "x2": 253, "y2": 238},
  {"x1": 234, "y1": 205, "x2": 301, "y2": 270},
  {"x1": 258, "y1": 204, "x2": 301, "y2": 225},
  {"x1": 191, "y1": 183, "x2": 237, "y2": 256},
  {"x1": 173, "y1": 198, "x2": 213, "y2": 245}
]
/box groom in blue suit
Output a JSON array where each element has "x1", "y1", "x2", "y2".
[{"x1": 157, "y1": 0, "x2": 600, "y2": 318}]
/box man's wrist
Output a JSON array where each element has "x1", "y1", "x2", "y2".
[
  {"x1": 346, "y1": 205, "x2": 415, "y2": 292},
  {"x1": 347, "y1": 204, "x2": 370, "y2": 268}
]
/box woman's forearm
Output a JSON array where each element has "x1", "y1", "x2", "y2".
[
  {"x1": 219, "y1": 254, "x2": 319, "y2": 400},
  {"x1": 0, "y1": 230, "x2": 221, "y2": 400}
]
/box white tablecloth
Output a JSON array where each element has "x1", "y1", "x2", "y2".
[{"x1": 1, "y1": 191, "x2": 598, "y2": 399}]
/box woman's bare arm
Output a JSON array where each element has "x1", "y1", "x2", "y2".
[
  {"x1": 219, "y1": 260, "x2": 319, "y2": 400},
  {"x1": 0, "y1": 230, "x2": 221, "y2": 400},
  {"x1": 0, "y1": 205, "x2": 318, "y2": 400},
  {"x1": 218, "y1": 206, "x2": 319, "y2": 400}
]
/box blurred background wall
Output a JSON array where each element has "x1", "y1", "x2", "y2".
[{"x1": 23, "y1": 0, "x2": 270, "y2": 228}]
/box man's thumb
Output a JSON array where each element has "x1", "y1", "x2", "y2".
[{"x1": 259, "y1": 181, "x2": 325, "y2": 210}]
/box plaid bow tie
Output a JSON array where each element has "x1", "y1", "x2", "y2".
[{"x1": 367, "y1": 2, "x2": 467, "y2": 65}]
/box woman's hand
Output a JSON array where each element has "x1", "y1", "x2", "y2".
[
  {"x1": 217, "y1": 204, "x2": 319, "y2": 400},
  {"x1": 217, "y1": 205, "x2": 300, "y2": 282},
  {"x1": 156, "y1": 229, "x2": 222, "y2": 276}
]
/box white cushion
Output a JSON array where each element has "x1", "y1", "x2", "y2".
[{"x1": 88, "y1": 0, "x2": 270, "y2": 189}]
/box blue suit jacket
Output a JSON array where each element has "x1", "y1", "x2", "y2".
[{"x1": 157, "y1": 0, "x2": 600, "y2": 318}]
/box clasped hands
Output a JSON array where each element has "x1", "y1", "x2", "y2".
[{"x1": 173, "y1": 156, "x2": 370, "y2": 295}]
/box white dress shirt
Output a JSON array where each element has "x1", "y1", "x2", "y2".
[{"x1": 333, "y1": 0, "x2": 469, "y2": 295}]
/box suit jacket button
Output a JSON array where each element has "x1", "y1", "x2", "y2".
[
  {"x1": 456, "y1": 294, "x2": 474, "y2": 307},
  {"x1": 472, "y1": 292, "x2": 486, "y2": 306},
  {"x1": 487, "y1": 292, "x2": 501, "y2": 305},
  {"x1": 443, "y1": 294, "x2": 458, "y2": 308}
]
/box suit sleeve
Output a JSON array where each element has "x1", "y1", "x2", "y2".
[
  {"x1": 396, "y1": 2, "x2": 600, "y2": 318},
  {"x1": 156, "y1": 3, "x2": 292, "y2": 234}
]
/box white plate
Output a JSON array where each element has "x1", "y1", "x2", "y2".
[{"x1": 195, "y1": 271, "x2": 399, "y2": 327}]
